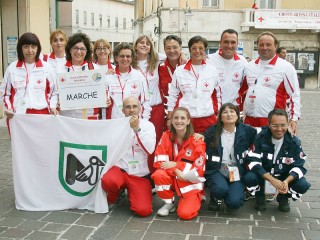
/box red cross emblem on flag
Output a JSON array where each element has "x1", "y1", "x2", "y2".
[
  {"x1": 37, "y1": 79, "x2": 41, "y2": 84},
  {"x1": 204, "y1": 82, "x2": 209, "y2": 88},
  {"x1": 132, "y1": 84, "x2": 137, "y2": 89},
  {"x1": 60, "y1": 78, "x2": 65, "y2": 83}
]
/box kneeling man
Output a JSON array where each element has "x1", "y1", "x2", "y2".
[
  {"x1": 101, "y1": 96, "x2": 156, "y2": 216},
  {"x1": 245, "y1": 108, "x2": 311, "y2": 212}
]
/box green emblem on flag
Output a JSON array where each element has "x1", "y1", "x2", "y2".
[{"x1": 59, "y1": 141, "x2": 107, "y2": 196}]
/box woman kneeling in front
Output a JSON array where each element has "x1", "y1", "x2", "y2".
[{"x1": 152, "y1": 107, "x2": 206, "y2": 220}]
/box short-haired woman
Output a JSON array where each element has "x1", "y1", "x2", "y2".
[{"x1": 1, "y1": 32, "x2": 57, "y2": 126}]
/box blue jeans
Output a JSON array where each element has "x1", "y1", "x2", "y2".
[{"x1": 205, "y1": 171, "x2": 244, "y2": 209}]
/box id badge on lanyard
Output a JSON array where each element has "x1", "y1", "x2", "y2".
[
  {"x1": 16, "y1": 99, "x2": 27, "y2": 114},
  {"x1": 248, "y1": 95, "x2": 256, "y2": 109},
  {"x1": 128, "y1": 146, "x2": 140, "y2": 175},
  {"x1": 228, "y1": 166, "x2": 240, "y2": 182},
  {"x1": 17, "y1": 62, "x2": 34, "y2": 113},
  {"x1": 128, "y1": 160, "x2": 139, "y2": 175}
]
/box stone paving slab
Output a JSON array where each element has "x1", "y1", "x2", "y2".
[{"x1": 0, "y1": 91, "x2": 319, "y2": 240}]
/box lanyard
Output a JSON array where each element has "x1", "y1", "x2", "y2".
[
  {"x1": 138, "y1": 66, "x2": 150, "y2": 88},
  {"x1": 116, "y1": 74, "x2": 128, "y2": 100},
  {"x1": 190, "y1": 65, "x2": 200, "y2": 90},
  {"x1": 167, "y1": 66, "x2": 174, "y2": 80},
  {"x1": 23, "y1": 62, "x2": 35, "y2": 97},
  {"x1": 252, "y1": 61, "x2": 267, "y2": 94}
]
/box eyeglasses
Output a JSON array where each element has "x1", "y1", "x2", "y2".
[
  {"x1": 118, "y1": 54, "x2": 132, "y2": 59},
  {"x1": 96, "y1": 47, "x2": 109, "y2": 52},
  {"x1": 72, "y1": 47, "x2": 87, "y2": 52},
  {"x1": 270, "y1": 124, "x2": 288, "y2": 129}
]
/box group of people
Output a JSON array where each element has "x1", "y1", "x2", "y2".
[{"x1": 0, "y1": 28, "x2": 310, "y2": 220}]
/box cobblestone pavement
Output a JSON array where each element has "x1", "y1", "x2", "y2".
[{"x1": 0, "y1": 90, "x2": 319, "y2": 240}]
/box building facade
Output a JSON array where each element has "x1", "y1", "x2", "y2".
[
  {"x1": 134, "y1": 0, "x2": 320, "y2": 89},
  {"x1": 58, "y1": 0, "x2": 134, "y2": 50},
  {"x1": 0, "y1": 0, "x2": 134, "y2": 79},
  {"x1": 0, "y1": 0, "x2": 52, "y2": 78}
]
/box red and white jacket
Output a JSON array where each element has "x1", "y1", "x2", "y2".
[
  {"x1": 158, "y1": 59, "x2": 180, "y2": 107},
  {"x1": 137, "y1": 60, "x2": 162, "y2": 106},
  {"x1": 207, "y1": 50, "x2": 247, "y2": 105},
  {"x1": 41, "y1": 53, "x2": 66, "y2": 74},
  {"x1": 238, "y1": 55, "x2": 301, "y2": 121},
  {"x1": 154, "y1": 131, "x2": 206, "y2": 196},
  {"x1": 105, "y1": 66, "x2": 151, "y2": 120},
  {"x1": 1, "y1": 59, "x2": 57, "y2": 113},
  {"x1": 115, "y1": 119, "x2": 156, "y2": 177},
  {"x1": 96, "y1": 60, "x2": 115, "y2": 73},
  {"x1": 167, "y1": 59, "x2": 221, "y2": 118}
]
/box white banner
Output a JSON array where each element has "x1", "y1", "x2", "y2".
[
  {"x1": 10, "y1": 114, "x2": 133, "y2": 213},
  {"x1": 254, "y1": 10, "x2": 320, "y2": 29},
  {"x1": 57, "y1": 70, "x2": 107, "y2": 110}
]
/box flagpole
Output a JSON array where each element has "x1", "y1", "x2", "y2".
[{"x1": 82, "y1": 109, "x2": 87, "y2": 119}]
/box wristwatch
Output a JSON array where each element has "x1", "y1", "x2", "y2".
[{"x1": 134, "y1": 127, "x2": 141, "y2": 133}]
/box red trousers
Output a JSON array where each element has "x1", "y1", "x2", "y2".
[
  {"x1": 148, "y1": 103, "x2": 165, "y2": 174},
  {"x1": 152, "y1": 169, "x2": 202, "y2": 220},
  {"x1": 191, "y1": 115, "x2": 217, "y2": 133},
  {"x1": 101, "y1": 166, "x2": 152, "y2": 217},
  {"x1": 244, "y1": 116, "x2": 268, "y2": 127}
]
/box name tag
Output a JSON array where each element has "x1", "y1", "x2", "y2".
[
  {"x1": 228, "y1": 166, "x2": 240, "y2": 182},
  {"x1": 128, "y1": 160, "x2": 139, "y2": 175}
]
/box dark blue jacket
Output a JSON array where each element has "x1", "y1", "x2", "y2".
[
  {"x1": 247, "y1": 126, "x2": 307, "y2": 181},
  {"x1": 204, "y1": 123, "x2": 257, "y2": 177}
]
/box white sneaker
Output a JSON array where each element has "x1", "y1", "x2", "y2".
[{"x1": 157, "y1": 203, "x2": 176, "y2": 216}]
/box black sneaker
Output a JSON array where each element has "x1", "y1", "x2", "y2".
[
  {"x1": 255, "y1": 195, "x2": 266, "y2": 211},
  {"x1": 208, "y1": 198, "x2": 222, "y2": 211},
  {"x1": 244, "y1": 191, "x2": 255, "y2": 201},
  {"x1": 277, "y1": 194, "x2": 290, "y2": 212}
]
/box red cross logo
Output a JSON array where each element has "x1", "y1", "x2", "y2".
[
  {"x1": 60, "y1": 78, "x2": 65, "y2": 83},
  {"x1": 132, "y1": 84, "x2": 137, "y2": 89},
  {"x1": 37, "y1": 79, "x2": 41, "y2": 84},
  {"x1": 204, "y1": 82, "x2": 209, "y2": 88},
  {"x1": 195, "y1": 156, "x2": 204, "y2": 166},
  {"x1": 264, "y1": 77, "x2": 271, "y2": 82},
  {"x1": 258, "y1": 16, "x2": 264, "y2": 22},
  {"x1": 234, "y1": 73, "x2": 239, "y2": 79}
]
